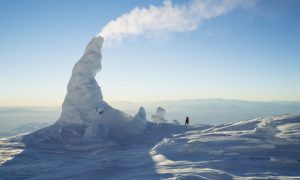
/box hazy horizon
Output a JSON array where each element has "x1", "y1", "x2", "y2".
[
  {"x1": 2, "y1": 98, "x2": 300, "y2": 108},
  {"x1": 1, "y1": 98, "x2": 300, "y2": 133}
]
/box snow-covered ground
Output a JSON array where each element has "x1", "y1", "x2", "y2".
[
  {"x1": 151, "y1": 115, "x2": 300, "y2": 179},
  {"x1": 1, "y1": 36, "x2": 299, "y2": 179},
  {"x1": 0, "y1": 115, "x2": 299, "y2": 179}
]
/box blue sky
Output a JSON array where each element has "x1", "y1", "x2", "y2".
[{"x1": 0, "y1": 0, "x2": 300, "y2": 106}]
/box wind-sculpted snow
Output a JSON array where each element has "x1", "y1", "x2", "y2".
[
  {"x1": 1, "y1": 115, "x2": 299, "y2": 179},
  {"x1": 151, "y1": 115, "x2": 300, "y2": 179},
  {"x1": 0, "y1": 123, "x2": 208, "y2": 179}
]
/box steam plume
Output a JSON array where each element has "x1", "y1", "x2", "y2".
[{"x1": 98, "y1": 0, "x2": 255, "y2": 44}]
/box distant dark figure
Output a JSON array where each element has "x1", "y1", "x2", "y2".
[{"x1": 185, "y1": 116, "x2": 189, "y2": 125}]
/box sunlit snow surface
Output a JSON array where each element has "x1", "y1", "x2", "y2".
[{"x1": 1, "y1": 115, "x2": 300, "y2": 179}]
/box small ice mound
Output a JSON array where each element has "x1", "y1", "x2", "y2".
[
  {"x1": 254, "y1": 117, "x2": 280, "y2": 138},
  {"x1": 151, "y1": 107, "x2": 168, "y2": 123}
]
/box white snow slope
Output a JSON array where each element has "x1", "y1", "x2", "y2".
[{"x1": 0, "y1": 115, "x2": 300, "y2": 179}]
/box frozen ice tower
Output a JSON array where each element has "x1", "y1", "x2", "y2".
[
  {"x1": 152, "y1": 107, "x2": 167, "y2": 123},
  {"x1": 25, "y1": 36, "x2": 147, "y2": 145},
  {"x1": 132, "y1": 107, "x2": 147, "y2": 130},
  {"x1": 58, "y1": 36, "x2": 107, "y2": 126}
]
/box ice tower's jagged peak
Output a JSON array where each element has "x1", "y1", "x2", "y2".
[
  {"x1": 68, "y1": 36, "x2": 103, "y2": 90},
  {"x1": 58, "y1": 36, "x2": 107, "y2": 126},
  {"x1": 134, "y1": 107, "x2": 146, "y2": 120},
  {"x1": 132, "y1": 107, "x2": 147, "y2": 131}
]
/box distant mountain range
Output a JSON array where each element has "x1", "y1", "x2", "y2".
[
  {"x1": 0, "y1": 122, "x2": 49, "y2": 138},
  {"x1": 1, "y1": 99, "x2": 300, "y2": 136},
  {"x1": 110, "y1": 99, "x2": 300, "y2": 124}
]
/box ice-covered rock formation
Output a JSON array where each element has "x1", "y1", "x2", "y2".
[
  {"x1": 58, "y1": 36, "x2": 107, "y2": 126},
  {"x1": 132, "y1": 107, "x2": 147, "y2": 130},
  {"x1": 24, "y1": 36, "x2": 147, "y2": 145},
  {"x1": 151, "y1": 107, "x2": 167, "y2": 123}
]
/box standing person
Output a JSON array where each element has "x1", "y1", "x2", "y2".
[{"x1": 185, "y1": 116, "x2": 189, "y2": 125}]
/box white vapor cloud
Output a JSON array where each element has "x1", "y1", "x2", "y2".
[{"x1": 98, "y1": 0, "x2": 255, "y2": 44}]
